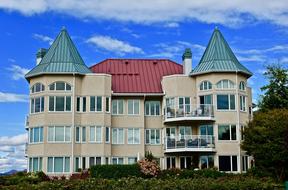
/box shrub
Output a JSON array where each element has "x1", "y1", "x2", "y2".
[
  {"x1": 90, "y1": 164, "x2": 141, "y2": 179},
  {"x1": 70, "y1": 170, "x2": 89, "y2": 180},
  {"x1": 36, "y1": 171, "x2": 50, "y2": 181},
  {"x1": 138, "y1": 158, "x2": 160, "y2": 177}
]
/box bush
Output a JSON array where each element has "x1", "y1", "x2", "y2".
[
  {"x1": 138, "y1": 158, "x2": 160, "y2": 177},
  {"x1": 158, "y1": 168, "x2": 227, "y2": 179},
  {"x1": 90, "y1": 164, "x2": 141, "y2": 179}
]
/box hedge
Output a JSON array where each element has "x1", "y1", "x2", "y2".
[{"x1": 90, "y1": 164, "x2": 141, "y2": 179}]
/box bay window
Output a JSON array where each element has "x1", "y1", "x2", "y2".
[
  {"x1": 145, "y1": 101, "x2": 160, "y2": 116},
  {"x1": 112, "y1": 128, "x2": 124, "y2": 144},
  {"x1": 30, "y1": 97, "x2": 44, "y2": 113},
  {"x1": 29, "y1": 157, "x2": 42, "y2": 172},
  {"x1": 145, "y1": 129, "x2": 161, "y2": 145},
  {"x1": 29, "y1": 127, "x2": 43, "y2": 143},
  {"x1": 90, "y1": 126, "x2": 102, "y2": 143},
  {"x1": 112, "y1": 100, "x2": 124, "y2": 115},
  {"x1": 127, "y1": 128, "x2": 140, "y2": 144},
  {"x1": 48, "y1": 126, "x2": 71, "y2": 142},
  {"x1": 219, "y1": 155, "x2": 237, "y2": 172},
  {"x1": 128, "y1": 100, "x2": 140, "y2": 115},
  {"x1": 47, "y1": 157, "x2": 70, "y2": 173},
  {"x1": 240, "y1": 95, "x2": 246, "y2": 111},
  {"x1": 218, "y1": 124, "x2": 237, "y2": 140},
  {"x1": 49, "y1": 96, "x2": 71, "y2": 112},
  {"x1": 90, "y1": 96, "x2": 102, "y2": 112},
  {"x1": 217, "y1": 94, "x2": 235, "y2": 110}
]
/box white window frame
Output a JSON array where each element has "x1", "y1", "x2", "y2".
[
  {"x1": 218, "y1": 155, "x2": 238, "y2": 172},
  {"x1": 216, "y1": 79, "x2": 235, "y2": 89},
  {"x1": 127, "y1": 100, "x2": 140, "y2": 115},
  {"x1": 49, "y1": 81, "x2": 71, "y2": 91},
  {"x1": 112, "y1": 99, "x2": 124, "y2": 115},
  {"x1": 105, "y1": 97, "x2": 111, "y2": 113},
  {"x1": 127, "y1": 128, "x2": 140, "y2": 144},
  {"x1": 145, "y1": 129, "x2": 161, "y2": 145},
  {"x1": 47, "y1": 156, "x2": 70, "y2": 173},
  {"x1": 145, "y1": 101, "x2": 161, "y2": 116},
  {"x1": 90, "y1": 96, "x2": 102, "y2": 112},
  {"x1": 240, "y1": 95, "x2": 246, "y2": 112},
  {"x1": 89, "y1": 126, "x2": 102, "y2": 143},
  {"x1": 47, "y1": 126, "x2": 71, "y2": 143},
  {"x1": 31, "y1": 83, "x2": 45, "y2": 94},
  {"x1": 200, "y1": 81, "x2": 212, "y2": 91},
  {"x1": 105, "y1": 127, "x2": 110, "y2": 143},
  {"x1": 29, "y1": 126, "x2": 43, "y2": 144},
  {"x1": 29, "y1": 157, "x2": 42, "y2": 172},
  {"x1": 216, "y1": 94, "x2": 236, "y2": 111},
  {"x1": 218, "y1": 124, "x2": 237, "y2": 141},
  {"x1": 48, "y1": 96, "x2": 71, "y2": 112},
  {"x1": 128, "y1": 157, "x2": 137, "y2": 164},
  {"x1": 30, "y1": 96, "x2": 45, "y2": 114},
  {"x1": 112, "y1": 128, "x2": 124, "y2": 144},
  {"x1": 111, "y1": 157, "x2": 124, "y2": 165},
  {"x1": 239, "y1": 81, "x2": 246, "y2": 91}
]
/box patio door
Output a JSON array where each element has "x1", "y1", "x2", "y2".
[
  {"x1": 180, "y1": 156, "x2": 192, "y2": 169},
  {"x1": 200, "y1": 125, "x2": 213, "y2": 144},
  {"x1": 199, "y1": 95, "x2": 212, "y2": 105},
  {"x1": 179, "y1": 126, "x2": 192, "y2": 140},
  {"x1": 166, "y1": 127, "x2": 176, "y2": 138},
  {"x1": 179, "y1": 97, "x2": 190, "y2": 114}
]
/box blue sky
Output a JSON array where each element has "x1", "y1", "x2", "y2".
[{"x1": 0, "y1": 0, "x2": 288, "y2": 172}]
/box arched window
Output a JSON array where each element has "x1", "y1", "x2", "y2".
[
  {"x1": 216, "y1": 79, "x2": 235, "y2": 89},
  {"x1": 49, "y1": 81, "x2": 71, "y2": 91},
  {"x1": 239, "y1": 81, "x2": 246, "y2": 91},
  {"x1": 31, "y1": 83, "x2": 45, "y2": 93},
  {"x1": 200, "y1": 81, "x2": 212, "y2": 90}
]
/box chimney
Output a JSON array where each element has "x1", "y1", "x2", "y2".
[
  {"x1": 36, "y1": 48, "x2": 47, "y2": 65},
  {"x1": 182, "y1": 48, "x2": 192, "y2": 75}
]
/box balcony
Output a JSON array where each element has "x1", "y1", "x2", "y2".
[
  {"x1": 24, "y1": 143, "x2": 28, "y2": 157},
  {"x1": 25, "y1": 115, "x2": 29, "y2": 129},
  {"x1": 164, "y1": 135, "x2": 215, "y2": 153},
  {"x1": 164, "y1": 104, "x2": 215, "y2": 123}
]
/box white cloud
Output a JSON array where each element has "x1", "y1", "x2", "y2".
[
  {"x1": 86, "y1": 35, "x2": 144, "y2": 55},
  {"x1": 0, "y1": 134, "x2": 27, "y2": 173},
  {"x1": 33, "y1": 33, "x2": 53, "y2": 45},
  {"x1": 163, "y1": 22, "x2": 180, "y2": 28},
  {"x1": 1, "y1": 1, "x2": 288, "y2": 27},
  {"x1": 0, "y1": 92, "x2": 29, "y2": 103},
  {"x1": 7, "y1": 64, "x2": 29, "y2": 80}
]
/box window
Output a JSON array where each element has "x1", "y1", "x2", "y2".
[
  {"x1": 145, "y1": 129, "x2": 161, "y2": 145},
  {"x1": 29, "y1": 157, "x2": 42, "y2": 172},
  {"x1": 47, "y1": 157, "x2": 70, "y2": 173},
  {"x1": 179, "y1": 97, "x2": 190, "y2": 113},
  {"x1": 166, "y1": 97, "x2": 175, "y2": 107},
  {"x1": 145, "y1": 101, "x2": 160, "y2": 116},
  {"x1": 112, "y1": 128, "x2": 124, "y2": 144},
  {"x1": 75, "y1": 126, "x2": 86, "y2": 143},
  {"x1": 90, "y1": 96, "x2": 102, "y2": 112},
  {"x1": 31, "y1": 83, "x2": 45, "y2": 93},
  {"x1": 216, "y1": 80, "x2": 235, "y2": 89},
  {"x1": 48, "y1": 126, "x2": 71, "y2": 142},
  {"x1": 112, "y1": 100, "x2": 124, "y2": 115},
  {"x1": 128, "y1": 128, "x2": 140, "y2": 144},
  {"x1": 30, "y1": 97, "x2": 44, "y2": 113},
  {"x1": 240, "y1": 125, "x2": 245, "y2": 140},
  {"x1": 219, "y1": 156, "x2": 237, "y2": 172},
  {"x1": 89, "y1": 157, "x2": 101, "y2": 167},
  {"x1": 128, "y1": 100, "x2": 140, "y2": 115},
  {"x1": 239, "y1": 81, "x2": 246, "y2": 91},
  {"x1": 242, "y1": 155, "x2": 248, "y2": 172},
  {"x1": 166, "y1": 157, "x2": 176, "y2": 169},
  {"x1": 74, "y1": 157, "x2": 80, "y2": 172},
  {"x1": 112, "y1": 157, "x2": 124, "y2": 165},
  {"x1": 240, "y1": 96, "x2": 246, "y2": 111},
  {"x1": 200, "y1": 81, "x2": 212, "y2": 90},
  {"x1": 217, "y1": 94, "x2": 235, "y2": 110},
  {"x1": 90, "y1": 126, "x2": 102, "y2": 143},
  {"x1": 105, "y1": 127, "x2": 110, "y2": 143},
  {"x1": 218, "y1": 125, "x2": 237, "y2": 140},
  {"x1": 29, "y1": 127, "x2": 43, "y2": 143},
  {"x1": 105, "y1": 97, "x2": 110, "y2": 112},
  {"x1": 49, "y1": 96, "x2": 71, "y2": 112},
  {"x1": 200, "y1": 155, "x2": 214, "y2": 169},
  {"x1": 76, "y1": 97, "x2": 87, "y2": 112},
  {"x1": 128, "y1": 157, "x2": 137, "y2": 164},
  {"x1": 49, "y1": 82, "x2": 71, "y2": 91}
]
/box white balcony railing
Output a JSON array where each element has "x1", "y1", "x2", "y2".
[
  {"x1": 164, "y1": 104, "x2": 214, "y2": 121},
  {"x1": 25, "y1": 115, "x2": 29, "y2": 128},
  {"x1": 165, "y1": 135, "x2": 215, "y2": 152}
]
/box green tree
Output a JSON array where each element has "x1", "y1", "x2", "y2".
[
  {"x1": 242, "y1": 109, "x2": 288, "y2": 181},
  {"x1": 259, "y1": 64, "x2": 288, "y2": 111}
]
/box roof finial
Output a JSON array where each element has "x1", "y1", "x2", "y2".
[
  {"x1": 215, "y1": 26, "x2": 218, "y2": 30},
  {"x1": 61, "y1": 26, "x2": 66, "y2": 31}
]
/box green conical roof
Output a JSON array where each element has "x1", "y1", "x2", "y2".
[
  {"x1": 25, "y1": 28, "x2": 91, "y2": 79},
  {"x1": 190, "y1": 28, "x2": 252, "y2": 77}
]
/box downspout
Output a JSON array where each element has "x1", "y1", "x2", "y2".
[
  {"x1": 71, "y1": 73, "x2": 75, "y2": 174},
  {"x1": 235, "y1": 71, "x2": 241, "y2": 173}
]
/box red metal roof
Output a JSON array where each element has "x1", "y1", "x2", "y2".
[{"x1": 90, "y1": 59, "x2": 183, "y2": 93}]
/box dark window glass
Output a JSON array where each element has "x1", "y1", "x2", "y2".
[
  {"x1": 82, "y1": 157, "x2": 86, "y2": 169},
  {"x1": 97, "y1": 97, "x2": 102, "y2": 111},
  {"x1": 76, "y1": 127, "x2": 80, "y2": 142},
  {"x1": 83, "y1": 97, "x2": 86, "y2": 112},
  {"x1": 56, "y1": 82, "x2": 65, "y2": 90},
  {"x1": 105, "y1": 97, "x2": 109, "y2": 112},
  {"x1": 217, "y1": 95, "x2": 229, "y2": 110},
  {"x1": 218, "y1": 125, "x2": 230, "y2": 140},
  {"x1": 35, "y1": 98, "x2": 40, "y2": 112},
  {"x1": 105, "y1": 127, "x2": 110, "y2": 142},
  {"x1": 41, "y1": 97, "x2": 44, "y2": 112},
  {"x1": 96, "y1": 157, "x2": 101, "y2": 165},
  {"x1": 77, "y1": 97, "x2": 80, "y2": 112},
  {"x1": 56, "y1": 97, "x2": 65, "y2": 111},
  {"x1": 66, "y1": 84, "x2": 71, "y2": 91},
  {"x1": 89, "y1": 157, "x2": 95, "y2": 167},
  {"x1": 31, "y1": 99, "x2": 35, "y2": 113},
  {"x1": 166, "y1": 157, "x2": 171, "y2": 169},
  {"x1": 66, "y1": 96, "x2": 71, "y2": 111},
  {"x1": 230, "y1": 95, "x2": 235, "y2": 110},
  {"x1": 49, "y1": 97, "x2": 54, "y2": 111},
  {"x1": 90, "y1": 97, "x2": 95, "y2": 111},
  {"x1": 232, "y1": 156, "x2": 237, "y2": 171},
  {"x1": 49, "y1": 83, "x2": 55, "y2": 90},
  {"x1": 231, "y1": 125, "x2": 236, "y2": 140},
  {"x1": 219, "y1": 156, "x2": 231, "y2": 171}
]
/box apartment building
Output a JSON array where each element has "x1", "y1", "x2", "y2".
[{"x1": 25, "y1": 27, "x2": 253, "y2": 175}]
